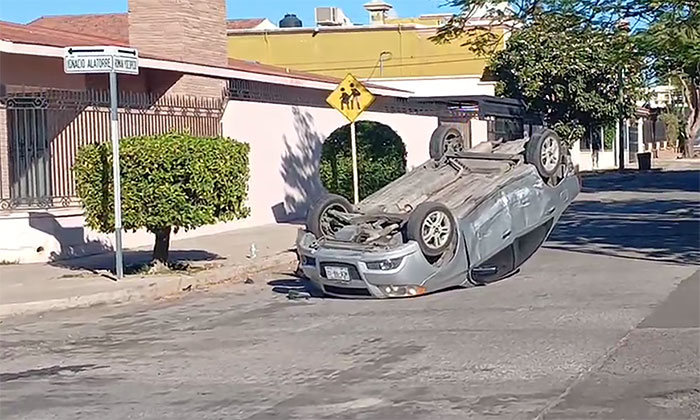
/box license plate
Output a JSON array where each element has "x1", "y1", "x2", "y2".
[{"x1": 325, "y1": 266, "x2": 350, "y2": 282}]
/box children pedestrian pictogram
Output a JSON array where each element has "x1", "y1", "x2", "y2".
[
  {"x1": 339, "y1": 88, "x2": 352, "y2": 110},
  {"x1": 327, "y1": 74, "x2": 375, "y2": 122}
]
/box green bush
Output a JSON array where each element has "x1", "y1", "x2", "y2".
[
  {"x1": 659, "y1": 112, "x2": 680, "y2": 148},
  {"x1": 319, "y1": 121, "x2": 406, "y2": 201},
  {"x1": 74, "y1": 132, "x2": 250, "y2": 262},
  {"x1": 551, "y1": 121, "x2": 586, "y2": 147}
]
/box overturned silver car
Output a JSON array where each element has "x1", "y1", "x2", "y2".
[{"x1": 297, "y1": 101, "x2": 580, "y2": 299}]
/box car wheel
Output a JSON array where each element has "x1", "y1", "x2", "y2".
[
  {"x1": 525, "y1": 128, "x2": 563, "y2": 179},
  {"x1": 429, "y1": 125, "x2": 464, "y2": 160},
  {"x1": 406, "y1": 202, "x2": 456, "y2": 257},
  {"x1": 306, "y1": 194, "x2": 353, "y2": 239}
]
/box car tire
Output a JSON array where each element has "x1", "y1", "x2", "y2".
[
  {"x1": 406, "y1": 202, "x2": 456, "y2": 257},
  {"x1": 429, "y1": 125, "x2": 464, "y2": 160},
  {"x1": 306, "y1": 194, "x2": 353, "y2": 239},
  {"x1": 525, "y1": 128, "x2": 563, "y2": 179}
]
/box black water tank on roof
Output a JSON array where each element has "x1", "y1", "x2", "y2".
[{"x1": 279, "y1": 14, "x2": 302, "y2": 28}]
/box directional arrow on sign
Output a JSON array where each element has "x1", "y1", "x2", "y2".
[
  {"x1": 67, "y1": 47, "x2": 104, "y2": 54},
  {"x1": 65, "y1": 46, "x2": 139, "y2": 58}
]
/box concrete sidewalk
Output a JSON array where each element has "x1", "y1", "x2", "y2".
[
  {"x1": 0, "y1": 223, "x2": 301, "y2": 318},
  {"x1": 654, "y1": 157, "x2": 700, "y2": 171}
]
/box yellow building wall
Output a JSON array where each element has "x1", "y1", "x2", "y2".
[{"x1": 227, "y1": 27, "x2": 501, "y2": 79}]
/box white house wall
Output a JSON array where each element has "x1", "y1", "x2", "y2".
[{"x1": 370, "y1": 76, "x2": 496, "y2": 97}]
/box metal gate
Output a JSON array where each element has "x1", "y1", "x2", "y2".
[
  {"x1": 6, "y1": 97, "x2": 52, "y2": 206},
  {"x1": 1, "y1": 89, "x2": 224, "y2": 209},
  {"x1": 643, "y1": 118, "x2": 655, "y2": 150},
  {"x1": 628, "y1": 123, "x2": 638, "y2": 163}
]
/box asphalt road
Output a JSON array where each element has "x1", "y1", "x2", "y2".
[{"x1": 1, "y1": 169, "x2": 699, "y2": 420}]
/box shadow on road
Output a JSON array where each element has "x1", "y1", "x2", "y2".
[
  {"x1": 48, "y1": 249, "x2": 223, "y2": 275},
  {"x1": 548, "y1": 170, "x2": 700, "y2": 265},
  {"x1": 581, "y1": 169, "x2": 699, "y2": 194}
]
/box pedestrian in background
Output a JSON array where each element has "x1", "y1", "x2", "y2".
[{"x1": 592, "y1": 132, "x2": 601, "y2": 169}]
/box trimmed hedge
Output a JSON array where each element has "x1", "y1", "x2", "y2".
[{"x1": 74, "y1": 132, "x2": 250, "y2": 261}]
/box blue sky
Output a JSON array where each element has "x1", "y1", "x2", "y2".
[{"x1": 0, "y1": 1, "x2": 459, "y2": 25}]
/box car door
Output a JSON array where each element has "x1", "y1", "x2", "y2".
[
  {"x1": 468, "y1": 174, "x2": 547, "y2": 284},
  {"x1": 468, "y1": 191, "x2": 516, "y2": 284},
  {"x1": 470, "y1": 243, "x2": 516, "y2": 284}
]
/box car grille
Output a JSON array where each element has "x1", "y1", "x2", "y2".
[
  {"x1": 323, "y1": 285, "x2": 372, "y2": 296},
  {"x1": 319, "y1": 262, "x2": 362, "y2": 280}
]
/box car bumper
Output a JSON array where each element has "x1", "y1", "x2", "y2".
[{"x1": 296, "y1": 231, "x2": 440, "y2": 299}]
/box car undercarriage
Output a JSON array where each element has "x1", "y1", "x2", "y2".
[{"x1": 296, "y1": 97, "x2": 580, "y2": 298}]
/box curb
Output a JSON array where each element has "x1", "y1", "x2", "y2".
[{"x1": 0, "y1": 251, "x2": 298, "y2": 319}]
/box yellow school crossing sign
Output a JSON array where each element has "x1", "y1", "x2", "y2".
[
  {"x1": 325, "y1": 74, "x2": 375, "y2": 205},
  {"x1": 326, "y1": 74, "x2": 375, "y2": 122}
]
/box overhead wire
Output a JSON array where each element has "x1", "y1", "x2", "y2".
[
  {"x1": 301, "y1": 56, "x2": 486, "y2": 73},
  {"x1": 272, "y1": 52, "x2": 489, "y2": 67}
]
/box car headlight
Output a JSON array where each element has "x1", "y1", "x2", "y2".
[{"x1": 365, "y1": 257, "x2": 403, "y2": 271}]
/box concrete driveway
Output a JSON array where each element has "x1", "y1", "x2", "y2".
[{"x1": 0, "y1": 169, "x2": 698, "y2": 420}]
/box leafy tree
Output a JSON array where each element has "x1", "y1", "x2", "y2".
[
  {"x1": 74, "y1": 132, "x2": 250, "y2": 264},
  {"x1": 636, "y1": 2, "x2": 699, "y2": 157},
  {"x1": 320, "y1": 121, "x2": 406, "y2": 201},
  {"x1": 489, "y1": 13, "x2": 644, "y2": 144},
  {"x1": 432, "y1": 0, "x2": 687, "y2": 48},
  {"x1": 433, "y1": 1, "x2": 700, "y2": 149},
  {"x1": 432, "y1": 0, "x2": 639, "y2": 53}
]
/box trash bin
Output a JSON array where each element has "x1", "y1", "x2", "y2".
[{"x1": 637, "y1": 152, "x2": 652, "y2": 170}]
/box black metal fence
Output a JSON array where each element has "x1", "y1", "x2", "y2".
[{"x1": 0, "y1": 89, "x2": 224, "y2": 210}]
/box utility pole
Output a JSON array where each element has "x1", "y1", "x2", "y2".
[
  {"x1": 617, "y1": 20, "x2": 630, "y2": 171},
  {"x1": 618, "y1": 66, "x2": 626, "y2": 171}
]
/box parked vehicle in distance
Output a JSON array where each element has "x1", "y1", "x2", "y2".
[{"x1": 296, "y1": 97, "x2": 581, "y2": 298}]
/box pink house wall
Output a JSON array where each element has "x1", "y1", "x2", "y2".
[
  {"x1": 222, "y1": 99, "x2": 438, "y2": 226},
  {"x1": 0, "y1": 53, "x2": 86, "y2": 90}
]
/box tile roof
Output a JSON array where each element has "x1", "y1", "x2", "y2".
[
  {"x1": 0, "y1": 20, "x2": 128, "y2": 48},
  {"x1": 227, "y1": 18, "x2": 267, "y2": 30},
  {"x1": 23, "y1": 13, "x2": 269, "y2": 40},
  {"x1": 27, "y1": 13, "x2": 129, "y2": 44},
  {"x1": 0, "y1": 21, "x2": 349, "y2": 88},
  {"x1": 0, "y1": 19, "x2": 407, "y2": 93}
]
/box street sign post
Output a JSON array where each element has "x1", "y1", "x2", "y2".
[
  {"x1": 326, "y1": 74, "x2": 376, "y2": 205},
  {"x1": 64, "y1": 46, "x2": 139, "y2": 279}
]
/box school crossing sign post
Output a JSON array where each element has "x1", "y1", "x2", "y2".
[
  {"x1": 326, "y1": 74, "x2": 375, "y2": 205},
  {"x1": 64, "y1": 46, "x2": 139, "y2": 280}
]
